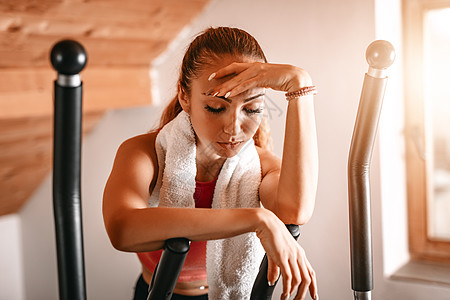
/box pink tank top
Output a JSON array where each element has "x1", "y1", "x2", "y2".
[{"x1": 137, "y1": 177, "x2": 217, "y2": 282}]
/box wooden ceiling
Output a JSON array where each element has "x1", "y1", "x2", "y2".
[{"x1": 0, "y1": 0, "x2": 210, "y2": 216}]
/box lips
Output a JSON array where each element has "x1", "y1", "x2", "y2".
[{"x1": 217, "y1": 141, "x2": 242, "y2": 150}]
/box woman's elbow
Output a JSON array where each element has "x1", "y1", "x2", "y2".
[
  {"x1": 104, "y1": 214, "x2": 137, "y2": 252},
  {"x1": 105, "y1": 221, "x2": 129, "y2": 251},
  {"x1": 279, "y1": 209, "x2": 313, "y2": 225},
  {"x1": 295, "y1": 209, "x2": 314, "y2": 225},
  {"x1": 277, "y1": 198, "x2": 315, "y2": 225},
  {"x1": 104, "y1": 213, "x2": 162, "y2": 252}
]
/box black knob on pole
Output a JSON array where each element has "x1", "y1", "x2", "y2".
[
  {"x1": 51, "y1": 40, "x2": 87, "y2": 75},
  {"x1": 51, "y1": 39, "x2": 87, "y2": 300}
]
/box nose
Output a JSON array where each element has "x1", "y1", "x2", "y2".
[{"x1": 223, "y1": 112, "x2": 241, "y2": 137}]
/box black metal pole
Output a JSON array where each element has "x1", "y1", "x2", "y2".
[
  {"x1": 147, "y1": 238, "x2": 190, "y2": 300},
  {"x1": 51, "y1": 40, "x2": 88, "y2": 300},
  {"x1": 348, "y1": 40, "x2": 395, "y2": 300}
]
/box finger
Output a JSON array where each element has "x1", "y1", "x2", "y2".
[
  {"x1": 305, "y1": 257, "x2": 318, "y2": 300},
  {"x1": 209, "y1": 62, "x2": 251, "y2": 80},
  {"x1": 267, "y1": 256, "x2": 280, "y2": 286},
  {"x1": 226, "y1": 75, "x2": 268, "y2": 99},
  {"x1": 289, "y1": 256, "x2": 302, "y2": 297},
  {"x1": 280, "y1": 259, "x2": 292, "y2": 300},
  {"x1": 296, "y1": 253, "x2": 312, "y2": 300},
  {"x1": 213, "y1": 69, "x2": 260, "y2": 97}
]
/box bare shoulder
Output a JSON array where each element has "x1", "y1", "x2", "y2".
[
  {"x1": 118, "y1": 131, "x2": 157, "y2": 155},
  {"x1": 112, "y1": 131, "x2": 159, "y2": 182},
  {"x1": 255, "y1": 146, "x2": 281, "y2": 177},
  {"x1": 106, "y1": 131, "x2": 159, "y2": 201},
  {"x1": 103, "y1": 132, "x2": 159, "y2": 222}
]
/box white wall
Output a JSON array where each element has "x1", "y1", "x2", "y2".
[
  {"x1": 3, "y1": 0, "x2": 450, "y2": 299},
  {"x1": 0, "y1": 214, "x2": 24, "y2": 300}
]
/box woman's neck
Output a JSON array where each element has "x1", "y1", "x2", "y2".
[{"x1": 195, "y1": 150, "x2": 225, "y2": 182}]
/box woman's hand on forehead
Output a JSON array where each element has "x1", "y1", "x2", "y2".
[{"x1": 206, "y1": 62, "x2": 312, "y2": 99}]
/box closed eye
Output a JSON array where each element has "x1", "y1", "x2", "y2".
[
  {"x1": 205, "y1": 105, "x2": 225, "y2": 114},
  {"x1": 244, "y1": 106, "x2": 264, "y2": 114}
]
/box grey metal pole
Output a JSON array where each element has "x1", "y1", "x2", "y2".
[
  {"x1": 348, "y1": 40, "x2": 395, "y2": 300},
  {"x1": 51, "y1": 40, "x2": 88, "y2": 300}
]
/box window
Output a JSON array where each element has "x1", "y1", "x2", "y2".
[{"x1": 403, "y1": 0, "x2": 450, "y2": 263}]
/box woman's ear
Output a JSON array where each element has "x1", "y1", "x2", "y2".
[{"x1": 177, "y1": 84, "x2": 190, "y2": 113}]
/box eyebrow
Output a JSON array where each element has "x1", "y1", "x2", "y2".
[{"x1": 202, "y1": 92, "x2": 265, "y2": 103}]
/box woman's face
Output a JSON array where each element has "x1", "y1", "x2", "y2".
[{"x1": 185, "y1": 55, "x2": 265, "y2": 159}]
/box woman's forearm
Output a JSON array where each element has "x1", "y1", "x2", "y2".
[
  {"x1": 277, "y1": 94, "x2": 318, "y2": 225},
  {"x1": 107, "y1": 206, "x2": 266, "y2": 252}
]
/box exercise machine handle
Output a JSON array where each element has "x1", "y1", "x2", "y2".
[
  {"x1": 51, "y1": 40, "x2": 88, "y2": 300},
  {"x1": 147, "y1": 238, "x2": 190, "y2": 300},
  {"x1": 147, "y1": 225, "x2": 299, "y2": 300},
  {"x1": 348, "y1": 40, "x2": 394, "y2": 300}
]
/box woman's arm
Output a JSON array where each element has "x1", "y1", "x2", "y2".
[
  {"x1": 206, "y1": 63, "x2": 318, "y2": 225},
  {"x1": 103, "y1": 130, "x2": 318, "y2": 299},
  {"x1": 103, "y1": 133, "x2": 264, "y2": 252},
  {"x1": 277, "y1": 83, "x2": 318, "y2": 225}
]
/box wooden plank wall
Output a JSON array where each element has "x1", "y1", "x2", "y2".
[
  {"x1": 0, "y1": 0, "x2": 209, "y2": 216},
  {"x1": 0, "y1": 112, "x2": 103, "y2": 216}
]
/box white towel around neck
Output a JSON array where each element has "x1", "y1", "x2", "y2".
[{"x1": 149, "y1": 110, "x2": 265, "y2": 299}]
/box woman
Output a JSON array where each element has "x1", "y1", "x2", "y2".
[{"x1": 103, "y1": 27, "x2": 319, "y2": 300}]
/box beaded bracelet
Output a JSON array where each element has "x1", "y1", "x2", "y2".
[{"x1": 285, "y1": 86, "x2": 317, "y2": 101}]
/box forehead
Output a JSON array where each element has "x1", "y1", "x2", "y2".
[{"x1": 200, "y1": 55, "x2": 256, "y2": 75}]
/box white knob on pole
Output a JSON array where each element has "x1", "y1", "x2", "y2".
[{"x1": 366, "y1": 40, "x2": 395, "y2": 78}]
